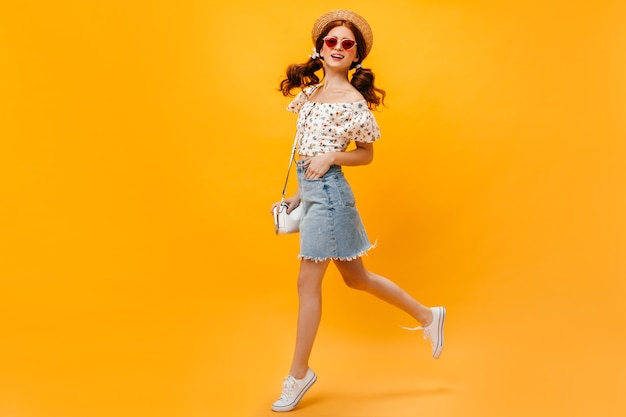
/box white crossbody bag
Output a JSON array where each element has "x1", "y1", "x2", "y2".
[{"x1": 273, "y1": 134, "x2": 303, "y2": 234}]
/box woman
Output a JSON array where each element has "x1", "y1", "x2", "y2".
[{"x1": 270, "y1": 9, "x2": 446, "y2": 413}]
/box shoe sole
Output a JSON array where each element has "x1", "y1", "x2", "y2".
[
  {"x1": 271, "y1": 374, "x2": 317, "y2": 412},
  {"x1": 432, "y1": 307, "x2": 445, "y2": 359}
]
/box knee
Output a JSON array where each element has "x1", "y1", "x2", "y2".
[
  {"x1": 297, "y1": 275, "x2": 322, "y2": 297},
  {"x1": 341, "y1": 272, "x2": 370, "y2": 291}
]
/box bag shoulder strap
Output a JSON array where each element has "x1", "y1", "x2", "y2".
[{"x1": 280, "y1": 134, "x2": 298, "y2": 202}]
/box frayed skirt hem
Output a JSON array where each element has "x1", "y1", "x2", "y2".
[{"x1": 297, "y1": 241, "x2": 377, "y2": 263}]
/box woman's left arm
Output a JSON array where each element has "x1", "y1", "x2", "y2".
[{"x1": 303, "y1": 142, "x2": 373, "y2": 179}]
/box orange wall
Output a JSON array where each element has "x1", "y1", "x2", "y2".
[{"x1": 1, "y1": 1, "x2": 625, "y2": 416}]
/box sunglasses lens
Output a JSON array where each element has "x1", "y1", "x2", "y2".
[
  {"x1": 324, "y1": 37, "x2": 338, "y2": 48},
  {"x1": 342, "y1": 40, "x2": 355, "y2": 50}
]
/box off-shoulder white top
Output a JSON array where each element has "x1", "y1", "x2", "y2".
[{"x1": 287, "y1": 85, "x2": 381, "y2": 157}]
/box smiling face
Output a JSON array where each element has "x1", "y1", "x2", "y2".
[{"x1": 320, "y1": 25, "x2": 359, "y2": 71}]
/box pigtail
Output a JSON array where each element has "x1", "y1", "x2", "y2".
[
  {"x1": 351, "y1": 65, "x2": 386, "y2": 110},
  {"x1": 280, "y1": 57, "x2": 324, "y2": 97}
]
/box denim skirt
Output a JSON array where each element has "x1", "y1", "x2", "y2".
[{"x1": 296, "y1": 160, "x2": 375, "y2": 262}]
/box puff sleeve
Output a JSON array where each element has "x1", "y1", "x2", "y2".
[
  {"x1": 286, "y1": 91, "x2": 306, "y2": 114},
  {"x1": 286, "y1": 86, "x2": 318, "y2": 114},
  {"x1": 351, "y1": 107, "x2": 381, "y2": 143}
]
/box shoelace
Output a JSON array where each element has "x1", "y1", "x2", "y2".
[
  {"x1": 280, "y1": 375, "x2": 297, "y2": 401},
  {"x1": 401, "y1": 325, "x2": 433, "y2": 343}
]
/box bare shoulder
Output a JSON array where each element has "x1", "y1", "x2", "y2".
[{"x1": 342, "y1": 88, "x2": 365, "y2": 102}]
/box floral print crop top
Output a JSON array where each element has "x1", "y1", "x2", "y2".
[{"x1": 287, "y1": 85, "x2": 381, "y2": 156}]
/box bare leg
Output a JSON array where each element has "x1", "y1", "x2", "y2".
[
  {"x1": 333, "y1": 257, "x2": 434, "y2": 326},
  {"x1": 288, "y1": 259, "x2": 330, "y2": 379}
]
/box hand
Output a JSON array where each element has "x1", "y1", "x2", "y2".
[
  {"x1": 302, "y1": 153, "x2": 333, "y2": 180},
  {"x1": 270, "y1": 195, "x2": 301, "y2": 215}
]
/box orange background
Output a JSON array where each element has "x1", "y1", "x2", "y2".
[{"x1": 1, "y1": 1, "x2": 625, "y2": 416}]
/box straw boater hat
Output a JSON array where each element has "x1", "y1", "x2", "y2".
[{"x1": 311, "y1": 9, "x2": 374, "y2": 59}]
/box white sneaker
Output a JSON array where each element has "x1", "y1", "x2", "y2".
[
  {"x1": 402, "y1": 306, "x2": 446, "y2": 359},
  {"x1": 271, "y1": 368, "x2": 317, "y2": 412}
]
